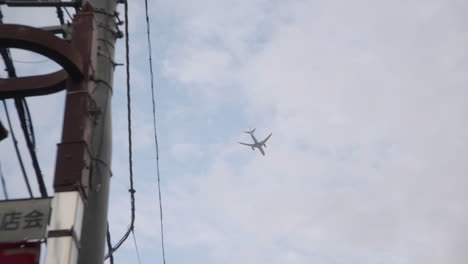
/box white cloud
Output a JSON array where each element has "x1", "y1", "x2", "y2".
[
  {"x1": 171, "y1": 143, "x2": 203, "y2": 161},
  {"x1": 146, "y1": 0, "x2": 468, "y2": 263}
]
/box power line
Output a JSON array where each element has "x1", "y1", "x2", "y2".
[
  {"x1": 0, "y1": 162, "x2": 8, "y2": 200},
  {"x1": 56, "y1": 0, "x2": 73, "y2": 39},
  {"x1": 0, "y1": 48, "x2": 16, "y2": 78},
  {"x1": 0, "y1": 9, "x2": 46, "y2": 197},
  {"x1": 57, "y1": 0, "x2": 73, "y2": 22},
  {"x1": 132, "y1": 231, "x2": 142, "y2": 264},
  {"x1": 0, "y1": 39, "x2": 48, "y2": 198},
  {"x1": 15, "y1": 98, "x2": 36, "y2": 147},
  {"x1": 105, "y1": 1, "x2": 141, "y2": 260},
  {"x1": 56, "y1": 6, "x2": 65, "y2": 25},
  {"x1": 144, "y1": 0, "x2": 167, "y2": 263},
  {"x1": 1, "y1": 100, "x2": 34, "y2": 198},
  {"x1": 14, "y1": 97, "x2": 48, "y2": 197},
  {"x1": 106, "y1": 222, "x2": 114, "y2": 264},
  {"x1": 0, "y1": 8, "x2": 34, "y2": 198}
]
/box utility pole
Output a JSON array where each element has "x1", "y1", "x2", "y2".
[
  {"x1": 0, "y1": 0, "x2": 119, "y2": 262},
  {"x1": 76, "y1": 0, "x2": 118, "y2": 263},
  {"x1": 44, "y1": 0, "x2": 119, "y2": 263}
]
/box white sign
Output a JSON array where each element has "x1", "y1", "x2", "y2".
[{"x1": 0, "y1": 198, "x2": 51, "y2": 242}]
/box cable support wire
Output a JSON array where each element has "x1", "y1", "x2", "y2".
[
  {"x1": 144, "y1": 0, "x2": 167, "y2": 263},
  {"x1": 105, "y1": 1, "x2": 140, "y2": 260}
]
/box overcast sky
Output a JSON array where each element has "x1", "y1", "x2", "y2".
[{"x1": 1, "y1": 0, "x2": 468, "y2": 263}]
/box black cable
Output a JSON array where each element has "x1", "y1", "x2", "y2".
[
  {"x1": 0, "y1": 49, "x2": 16, "y2": 78},
  {"x1": 56, "y1": 1, "x2": 73, "y2": 39},
  {"x1": 132, "y1": 230, "x2": 142, "y2": 264},
  {"x1": 1, "y1": 34, "x2": 47, "y2": 198},
  {"x1": 106, "y1": 222, "x2": 114, "y2": 264},
  {"x1": 14, "y1": 98, "x2": 48, "y2": 197},
  {"x1": 144, "y1": 0, "x2": 167, "y2": 263},
  {"x1": 58, "y1": 0, "x2": 73, "y2": 22},
  {"x1": 2, "y1": 101, "x2": 34, "y2": 198},
  {"x1": 0, "y1": 9, "x2": 35, "y2": 198},
  {"x1": 104, "y1": 1, "x2": 139, "y2": 259},
  {"x1": 56, "y1": 6, "x2": 65, "y2": 25},
  {"x1": 18, "y1": 98, "x2": 36, "y2": 147},
  {"x1": 0, "y1": 162, "x2": 8, "y2": 200}
]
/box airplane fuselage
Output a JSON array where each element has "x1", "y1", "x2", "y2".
[
  {"x1": 239, "y1": 129, "x2": 272, "y2": 156},
  {"x1": 250, "y1": 134, "x2": 265, "y2": 155}
]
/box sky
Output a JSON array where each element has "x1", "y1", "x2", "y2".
[{"x1": 1, "y1": 0, "x2": 468, "y2": 263}]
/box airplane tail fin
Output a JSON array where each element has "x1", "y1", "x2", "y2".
[{"x1": 244, "y1": 128, "x2": 256, "y2": 134}]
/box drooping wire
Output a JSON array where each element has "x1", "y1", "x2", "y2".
[
  {"x1": 0, "y1": 22, "x2": 48, "y2": 198},
  {"x1": 0, "y1": 9, "x2": 34, "y2": 198},
  {"x1": 13, "y1": 59, "x2": 50, "y2": 64},
  {"x1": 106, "y1": 222, "x2": 114, "y2": 264},
  {"x1": 144, "y1": 0, "x2": 167, "y2": 263},
  {"x1": 0, "y1": 162, "x2": 8, "y2": 200},
  {"x1": 104, "y1": 1, "x2": 140, "y2": 260},
  {"x1": 2, "y1": 101, "x2": 34, "y2": 198},
  {"x1": 0, "y1": 47, "x2": 47, "y2": 198}
]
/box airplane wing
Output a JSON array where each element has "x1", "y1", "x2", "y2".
[
  {"x1": 259, "y1": 147, "x2": 265, "y2": 156},
  {"x1": 239, "y1": 142, "x2": 255, "y2": 147},
  {"x1": 259, "y1": 133, "x2": 272, "y2": 145}
]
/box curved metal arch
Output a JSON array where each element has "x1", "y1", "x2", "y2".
[
  {"x1": 0, "y1": 24, "x2": 84, "y2": 80},
  {"x1": 0, "y1": 70, "x2": 68, "y2": 99}
]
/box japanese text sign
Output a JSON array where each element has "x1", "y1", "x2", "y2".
[{"x1": 0, "y1": 198, "x2": 51, "y2": 242}]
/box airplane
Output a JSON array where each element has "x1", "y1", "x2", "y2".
[{"x1": 239, "y1": 128, "x2": 272, "y2": 156}]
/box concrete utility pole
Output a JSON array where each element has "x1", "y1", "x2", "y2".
[
  {"x1": 43, "y1": 0, "x2": 119, "y2": 263},
  {"x1": 77, "y1": 0, "x2": 118, "y2": 263},
  {"x1": 0, "y1": 0, "x2": 118, "y2": 262}
]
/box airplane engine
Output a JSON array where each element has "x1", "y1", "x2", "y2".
[{"x1": 263, "y1": 144, "x2": 267, "y2": 148}]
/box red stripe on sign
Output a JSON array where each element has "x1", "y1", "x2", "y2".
[{"x1": 0, "y1": 242, "x2": 41, "y2": 264}]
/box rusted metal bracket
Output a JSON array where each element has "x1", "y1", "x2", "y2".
[
  {"x1": 0, "y1": 23, "x2": 84, "y2": 99},
  {"x1": 0, "y1": 70, "x2": 68, "y2": 98},
  {"x1": 0, "y1": 3, "x2": 98, "y2": 198},
  {"x1": 54, "y1": 3, "x2": 98, "y2": 198},
  {"x1": 39, "y1": 24, "x2": 73, "y2": 39}
]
